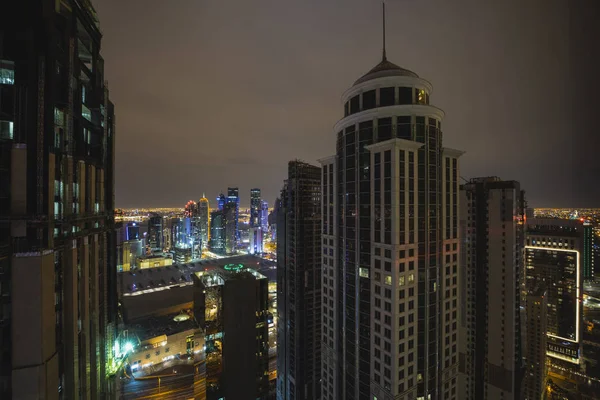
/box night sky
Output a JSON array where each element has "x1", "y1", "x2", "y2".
[{"x1": 95, "y1": 0, "x2": 599, "y2": 209}]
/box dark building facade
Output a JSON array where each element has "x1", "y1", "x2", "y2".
[
  {"x1": 458, "y1": 178, "x2": 526, "y2": 400},
  {"x1": 0, "y1": 0, "x2": 117, "y2": 398},
  {"x1": 319, "y1": 51, "x2": 463, "y2": 399},
  {"x1": 209, "y1": 210, "x2": 225, "y2": 254},
  {"x1": 193, "y1": 265, "x2": 269, "y2": 400},
  {"x1": 524, "y1": 286, "x2": 547, "y2": 400},
  {"x1": 147, "y1": 213, "x2": 163, "y2": 252},
  {"x1": 276, "y1": 160, "x2": 322, "y2": 400}
]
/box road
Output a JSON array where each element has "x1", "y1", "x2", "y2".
[{"x1": 120, "y1": 364, "x2": 206, "y2": 400}]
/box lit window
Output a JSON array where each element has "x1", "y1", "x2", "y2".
[
  {"x1": 0, "y1": 120, "x2": 13, "y2": 140},
  {"x1": 385, "y1": 275, "x2": 392, "y2": 285},
  {"x1": 417, "y1": 89, "x2": 426, "y2": 104},
  {"x1": 408, "y1": 273, "x2": 415, "y2": 284},
  {"x1": 359, "y1": 267, "x2": 369, "y2": 278},
  {"x1": 0, "y1": 60, "x2": 14, "y2": 85},
  {"x1": 82, "y1": 104, "x2": 92, "y2": 122},
  {"x1": 398, "y1": 276, "x2": 405, "y2": 287}
]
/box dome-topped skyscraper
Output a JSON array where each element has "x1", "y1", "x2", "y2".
[{"x1": 318, "y1": 4, "x2": 464, "y2": 400}]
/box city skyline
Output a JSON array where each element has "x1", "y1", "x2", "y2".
[{"x1": 95, "y1": 0, "x2": 599, "y2": 209}]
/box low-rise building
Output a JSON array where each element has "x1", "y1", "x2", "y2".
[{"x1": 126, "y1": 310, "x2": 203, "y2": 374}]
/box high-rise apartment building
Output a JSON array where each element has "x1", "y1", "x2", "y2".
[
  {"x1": 147, "y1": 213, "x2": 163, "y2": 252},
  {"x1": 319, "y1": 17, "x2": 463, "y2": 398},
  {"x1": 276, "y1": 160, "x2": 322, "y2": 400},
  {"x1": 525, "y1": 218, "x2": 586, "y2": 366},
  {"x1": 0, "y1": 0, "x2": 117, "y2": 397},
  {"x1": 458, "y1": 177, "x2": 526, "y2": 400},
  {"x1": 524, "y1": 286, "x2": 547, "y2": 400},
  {"x1": 198, "y1": 194, "x2": 210, "y2": 250},
  {"x1": 250, "y1": 188, "x2": 261, "y2": 228}
]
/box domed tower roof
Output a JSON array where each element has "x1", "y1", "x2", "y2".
[{"x1": 353, "y1": 57, "x2": 419, "y2": 86}]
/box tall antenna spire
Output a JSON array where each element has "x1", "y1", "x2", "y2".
[{"x1": 382, "y1": 0, "x2": 387, "y2": 61}]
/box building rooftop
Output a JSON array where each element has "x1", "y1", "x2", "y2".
[
  {"x1": 119, "y1": 254, "x2": 276, "y2": 296},
  {"x1": 121, "y1": 285, "x2": 193, "y2": 322},
  {"x1": 354, "y1": 58, "x2": 419, "y2": 86},
  {"x1": 127, "y1": 309, "x2": 199, "y2": 343}
]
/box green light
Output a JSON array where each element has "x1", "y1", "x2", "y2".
[{"x1": 224, "y1": 263, "x2": 244, "y2": 271}]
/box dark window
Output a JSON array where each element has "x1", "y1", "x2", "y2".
[
  {"x1": 363, "y1": 90, "x2": 376, "y2": 110},
  {"x1": 380, "y1": 87, "x2": 395, "y2": 107},
  {"x1": 398, "y1": 87, "x2": 412, "y2": 104},
  {"x1": 378, "y1": 118, "x2": 392, "y2": 141},
  {"x1": 397, "y1": 116, "x2": 411, "y2": 139},
  {"x1": 350, "y1": 95, "x2": 360, "y2": 114}
]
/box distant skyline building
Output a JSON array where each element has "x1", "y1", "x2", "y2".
[
  {"x1": 127, "y1": 222, "x2": 141, "y2": 240},
  {"x1": 277, "y1": 161, "x2": 322, "y2": 400},
  {"x1": 0, "y1": 1, "x2": 118, "y2": 397},
  {"x1": 525, "y1": 218, "x2": 586, "y2": 366},
  {"x1": 458, "y1": 177, "x2": 526, "y2": 400},
  {"x1": 249, "y1": 227, "x2": 263, "y2": 255},
  {"x1": 260, "y1": 199, "x2": 269, "y2": 231},
  {"x1": 318, "y1": 19, "x2": 464, "y2": 398},
  {"x1": 199, "y1": 195, "x2": 210, "y2": 250},
  {"x1": 148, "y1": 213, "x2": 164, "y2": 252},
  {"x1": 210, "y1": 210, "x2": 225, "y2": 254},
  {"x1": 217, "y1": 193, "x2": 226, "y2": 211},
  {"x1": 227, "y1": 187, "x2": 240, "y2": 242},
  {"x1": 224, "y1": 202, "x2": 237, "y2": 255},
  {"x1": 250, "y1": 188, "x2": 261, "y2": 228}
]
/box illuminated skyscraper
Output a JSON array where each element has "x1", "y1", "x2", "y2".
[
  {"x1": 260, "y1": 199, "x2": 269, "y2": 231},
  {"x1": 227, "y1": 187, "x2": 240, "y2": 242},
  {"x1": 458, "y1": 177, "x2": 526, "y2": 400},
  {"x1": 198, "y1": 194, "x2": 210, "y2": 250},
  {"x1": 250, "y1": 188, "x2": 261, "y2": 228},
  {"x1": 319, "y1": 6, "x2": 463, "y2": 398},
  {"x1": 224, "y1": 203, "x2": 237, "y2": 255},
  {"x1": 0, "y1": 0, "x2": 117, "y2": 397},
  {"x1": 217, "y1": 193, "x2": 226, "y2": 211}
]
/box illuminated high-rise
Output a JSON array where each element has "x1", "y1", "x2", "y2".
[
  {"x1": 227, "y1": 187, "x2": 240, "y2": 242},
  {"x1": 217, "y1": 193, "x2": 226, "y2": 211},
  {"x1": 198, "y1": 194, "x2": 210, "y2": 250},
  {"x1": 319, "y1": 6, "x2": 463, "y2": 397},
  {"x1": 0, "y1": 0, "x2": 117, "y2": 397},
  {"x1": 260, "y1": 199, "x2": 269, "y2": 231},
  {"x1": 250, "y1": 188, "x2": 261, "y2": 228}
]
